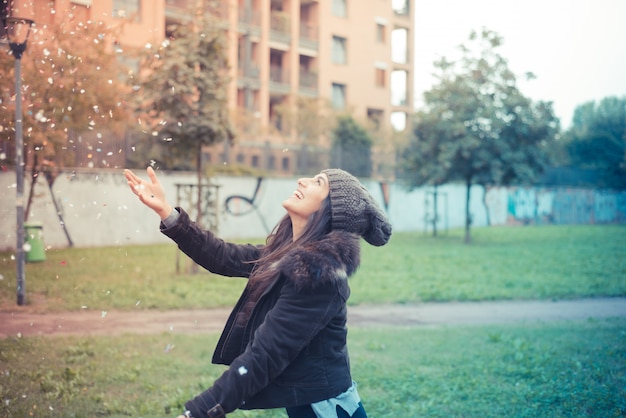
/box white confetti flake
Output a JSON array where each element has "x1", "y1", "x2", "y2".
[{"x1": 238, "y1": 366, "x2": 248, "y2": 376}]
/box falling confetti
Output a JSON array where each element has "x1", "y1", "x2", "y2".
[{"x1": 238, "y1": 366, "x2": 248, "y2": 376}]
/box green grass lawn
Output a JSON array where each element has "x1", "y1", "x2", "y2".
[
  {"x1": 1, "y1": 318, "x2": 624, "y2": 417},
  {"x1": 0, "y1": 225, "x2": 625, "y2": 417},
  {"x1": 1, "y1": 225, "x2": 624, "y2": 311}
]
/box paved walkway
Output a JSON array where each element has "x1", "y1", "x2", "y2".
[{"x1": 1, "y1": 297, "x2": 625, "y2": 338}]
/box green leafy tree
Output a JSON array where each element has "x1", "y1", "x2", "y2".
[
  {"x1": 1, "y1": 19, "x2": 128, "y2": 164},
  {"x1": 563, "y1": 96, "x2": 626, "y2": 189},
  {"x1": 0, "y1": 17, "x2": 129, "y2": 221},
  {"x1": 331, "y1": 115, "x2": 373, "y2": 177},
  {"x1": 131, "y1": 15, "x2": 233, "y2": 178},
  {"x1": 401, "y1": 29, "x2": 559, "y2": 243}
]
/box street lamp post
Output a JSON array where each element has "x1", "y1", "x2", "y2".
[{"x1": 5, "y1": 17, "x2": 35, "y2": 306}]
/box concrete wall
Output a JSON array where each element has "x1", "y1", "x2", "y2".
[{"x1": 1, "y1": 170, "x2": 625, "y2": 251}]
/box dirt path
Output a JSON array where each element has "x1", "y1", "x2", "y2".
[{"x1": 1, "y1": 297, "x2": 625, "y2": 338}]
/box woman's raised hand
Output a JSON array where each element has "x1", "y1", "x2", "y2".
[{"x1": 124, "y1": 167, "x2": 173, "y2": 220}]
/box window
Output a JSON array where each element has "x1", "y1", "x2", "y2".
[
  {"x1": 376, "y1": 23, "x2": 386, "y2": 43},
  {"x1": 236, "y1": 153, "x2": 245, "y2": 164},
  {"x1": 367, "y1": 108, "x2": 384, "y2": 131},
  {"x1": 113, "y1": 0, "x2": 140, "y2": 21},
  {"x1": 332, "y1": 36, "x2": 347, "y2": 65},
  {"x1": 267, "y1": 155, "x2": 276, "y2": 170},
  {"x1": 390, "y1": 111, "x2": 407, "y2": 131},
  {"x1": 392, "y1": 0, "x2": 409, "y2": 16},
  {"x1": 251, "y1": 155, "x2": 260, "y2": 168},
  {"x1": 282, "y1": 156, "x2": 290, "y2": 171},
  {"x1": 390, "y1": 70, "x2": 408, "y2": 105},
  {"x1": 331, "y1": 83, "x2": 346, "y2": 109},
  {"x1": 391, "y1": 27, "x2": 408, "y2": 64},
  {"x1": 375, "y1": 68, "x2": 386, "y2": 88},
  {"x1": 332, "y1": 0, "x2": 347, "y2": 17}
]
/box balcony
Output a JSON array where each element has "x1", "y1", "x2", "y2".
[
  {"x1": 298, "y1": 70, "x2": 318, "y2": 97},
  {"x1": 237, "y1": 63, "x2": 261, "y2": 90},
  {"x1": 270, "y1": 12, "x2": 291, "y2": 45},
  {"x1": 269, "y1": 66, "x2": 290, "y2": 94},
  {"x1": 299, "y1": 23, "x2": 319, "y2": 52},
  {"x1": 238, "y1": 8, "x2": 261, "y2": 37},
  {"x1": 165, "y1": 0, "x2": 229, "y2": 22}
]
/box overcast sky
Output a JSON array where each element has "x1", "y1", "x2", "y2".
[{"x1": 413, "y1": 0, "x2": 626, "y2": 129}]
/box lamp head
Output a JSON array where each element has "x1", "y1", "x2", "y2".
[{"x1": 3, "y1": 17, "x2": 34, "y2": 59}]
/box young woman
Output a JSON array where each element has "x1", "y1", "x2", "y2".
[{"x1": 124, "y1": 167, "x2": 392, "y2": 418}]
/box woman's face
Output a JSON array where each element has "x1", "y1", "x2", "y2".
[{"x1": 283, "y1": 173, "x2": 330, "y2": 225}]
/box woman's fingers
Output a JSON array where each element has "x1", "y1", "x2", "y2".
[
  {"x1": 146, "y1": 166, "x2": 159, "y2": 185},
  {"x1": 123, "y1": 169, "x2": 150, "y2": 197},
  {"x1": 124, "y1": 170, "x2": 143, "y2": 190},
  {"x1": 124, "y1": 168, "x2": 172, "y2": 218}
]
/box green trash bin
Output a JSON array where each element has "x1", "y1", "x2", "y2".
[{"x1": 25, "y1": 222, "x2": 46, "y2": 262}]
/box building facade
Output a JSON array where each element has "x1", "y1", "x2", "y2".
[{"x1": 4, "y1": 0, "x2": 414, "y2": 178}]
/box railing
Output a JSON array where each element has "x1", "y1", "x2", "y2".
[
  {"x1": 270, "y1": 66, "x2": 289, "y2": 84},
  {"x1": 299, "y1": 23, "x2": 319, "y2": 50},
  {"x1": 238, "y1": 8, "x2": 261, "y2": 36},
  {"x1": 270, "y1": 12, "x2": 290, "y2": 44},
  {"x1": 299, "y1": 70, "x2": 317, "y2": 88}
]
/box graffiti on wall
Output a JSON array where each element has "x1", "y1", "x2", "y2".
[{"x1": 506, "y1": 187, "x2": 626, "y2": 225}]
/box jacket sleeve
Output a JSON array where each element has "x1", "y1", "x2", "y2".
[
  {"x1": 184, "y1": 277, "x2": 348, "y2": 416},
  {"x1": 160, "y1": 207, "x2": 260, "y2": 278}
]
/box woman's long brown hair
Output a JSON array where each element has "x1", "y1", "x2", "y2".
[{"x1": 237, "y1": 197, "x2": 333, "y2": 324}]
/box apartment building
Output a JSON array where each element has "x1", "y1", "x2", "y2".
[{"x1": 4, "y1": 0, "x2": 414, "y2": 178}]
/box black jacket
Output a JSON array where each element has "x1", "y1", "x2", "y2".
[{"x1": 161, "y1": 208, "x2": 361, "y2": 417}]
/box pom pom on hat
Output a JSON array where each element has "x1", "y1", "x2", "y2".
[{"x1": 322, "y1": 169, "x2": 392, "y2": 246}]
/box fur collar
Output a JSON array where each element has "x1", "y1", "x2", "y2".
[{"x1": 276, "y1": 231, "x2": 361, "y2": 291}]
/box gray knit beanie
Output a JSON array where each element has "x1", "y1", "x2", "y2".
[{"x1": 322, "y1": 169, "x2": 392, "y2": 246}]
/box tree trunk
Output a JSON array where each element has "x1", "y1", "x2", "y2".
[
  {"x1": 195, "y1": 143, "x2": 203, "y2": 227},
  {"x1": 432, "y1": 185, "x2": 438, "y2": 237},
  {"x1": 464, "y1": 178, "x2": 472, "y2": 244},
  {"x1": 481, "y1": 184, "x2": 491, "y2": 227},
  {"x1": 24, "y1": 152, "x2": 39, "y2": 222}
]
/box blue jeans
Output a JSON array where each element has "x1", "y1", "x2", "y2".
[{"x1": 286, "y1": 401, "x2": 368, "y2": 418}]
